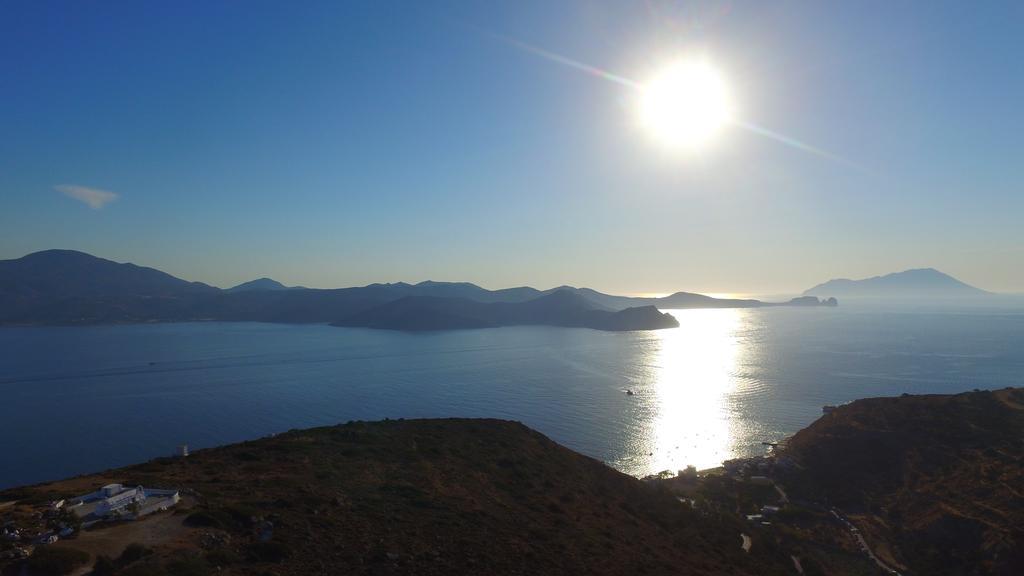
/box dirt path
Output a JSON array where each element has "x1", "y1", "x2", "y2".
[
  {"x1": 53, "y1": 509, "x2": 194, "y2": 575},
  {"x1": 829, "y1": 509, "x2": 903, "y2": 576}
]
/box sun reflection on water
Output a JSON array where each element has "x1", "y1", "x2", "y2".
[{"x1": 640, "y1": 308, "x2": 742, "y2": 474}]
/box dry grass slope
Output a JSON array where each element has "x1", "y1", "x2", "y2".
[
  {"x1": 782, "y1": 388, "x2": 1024, "y2": 576},
  {"x1": 3, "y1": 419, "x2": 794, "y2": 576}
]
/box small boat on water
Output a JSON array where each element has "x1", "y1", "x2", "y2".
[{"x1": 625, "y1": 389, "x2": 635, "y2": 396}]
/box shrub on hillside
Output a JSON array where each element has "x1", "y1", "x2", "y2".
[
  {"x1": 118, "y1": 543, "x2": 154, "y2": 565},
  {"x1": 184, "y1": 510, "x2": 226, "y2": 529},
  {"x1": 91, "y1": 555, "x2": 117, "y2": 576},
  {"x1": 247, "y1": 540, "x2": 290, "y2": 563},
  {"x1": 164, "y1": 556, "x2": 211, "y2": 576}
]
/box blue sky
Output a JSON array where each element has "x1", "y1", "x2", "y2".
[{"x1": 2, "y1": 1, "x2": 1022, "y2": 294}]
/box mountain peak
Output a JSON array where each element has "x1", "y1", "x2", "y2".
[
  {"x1": 227, "y1": 277, "x2": 290, "y2": 292},
  {"x1": 18, "y1": 249, "x2": 107, "y2": 263},
  {"x1": 416, "y1": 280, "x2": 482, "y2": 289},
  {"x1": 0, "y1": 249, "x2": 217, "y2": 308}
]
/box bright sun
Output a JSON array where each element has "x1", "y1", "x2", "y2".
[{"x1": 640, "y1": 59, "x2": 733, "y2": 150}]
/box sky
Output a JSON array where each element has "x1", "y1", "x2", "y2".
[{"x1": 2, "y1": 1, "x2": 1023, "y2": 295}]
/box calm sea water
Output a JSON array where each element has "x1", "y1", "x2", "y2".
[{"x1": 2, "y1": 306, "x2": 1022, "y2": 489}]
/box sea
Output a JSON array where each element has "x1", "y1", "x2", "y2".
[{"x1": 2, "y1": 304, "x2": 1022, "y2": 489}]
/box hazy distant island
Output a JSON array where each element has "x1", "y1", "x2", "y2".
[
  {"x1": 1, "y1": 387, "x2": 1019, "y2": 575},
  {"x1": 804, "y1": 267, "x2": 990, "y2": 299},
  {"x1": 0, "y1": 250, "x2": 838, "y2": 330}
]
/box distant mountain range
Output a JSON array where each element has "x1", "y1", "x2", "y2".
[
  {"x1": 804, "y1": 268, "x2": 989, "y2": 299},
  {"x1": 335, "y1": 291, "x2": 679, "y2": 331},
  {"x1": 0, "y1": 250, "x2": 835, "y2": 329}
]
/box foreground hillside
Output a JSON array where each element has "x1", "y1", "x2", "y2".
[
  {"x1": 3, "y1": 390, "x2": 1022, "y2": 575},
  {"x1": 0, "y1": 419, "x2": 790, "y2": 576},
  {"x1": 780, "y1": 388, "x2": 1024, "y2": 575}
]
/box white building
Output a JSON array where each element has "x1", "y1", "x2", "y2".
[
  {"x1": 70, "y1": 484, "x2": 180, "y2": 522},
  {"x1": 94, "y1": 485, "x2": 146, "y2": 516}
]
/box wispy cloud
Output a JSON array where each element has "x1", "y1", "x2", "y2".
[{"x1": 55, "y1": 184, "x2": 119, "y2": 209}]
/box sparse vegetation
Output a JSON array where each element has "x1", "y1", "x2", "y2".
[{"x1": 25, "y1": 546, "x2": 90, "y2": 575}]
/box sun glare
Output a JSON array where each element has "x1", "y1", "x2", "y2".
[
  {"x1": 647, "y1": 308, "x2": 741, "y2": 472},
  {"x1": 640, "y1": 58, "x2": 733, "y2": 150}
]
